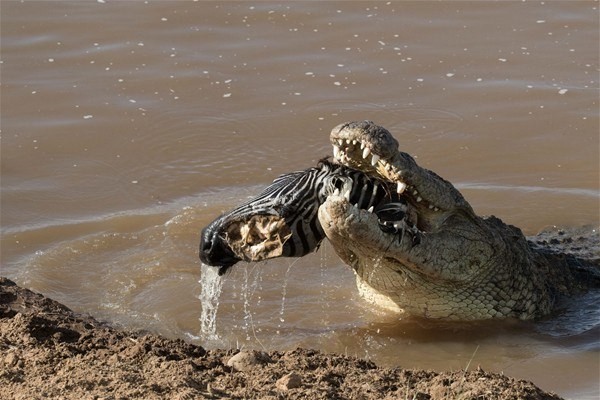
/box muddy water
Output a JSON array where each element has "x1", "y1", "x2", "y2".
[{"x1": 1, "y1": 1, "x2": 598, "y2": 397}]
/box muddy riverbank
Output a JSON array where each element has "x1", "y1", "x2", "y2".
[{"x1": 0, "y1": 277, "x2": 562, "y2": 399}]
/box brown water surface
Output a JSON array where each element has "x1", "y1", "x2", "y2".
[{"x1": 1, "y1": 2, "x2": 599, "y2": 398}]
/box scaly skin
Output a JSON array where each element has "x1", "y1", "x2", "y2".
[{"x1": 320, "y1": 120, "x2": 596, "y2": 320}]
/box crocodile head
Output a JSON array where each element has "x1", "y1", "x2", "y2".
[{"x1": 320, "y1": 121, "x2": 551, "y2": 319}]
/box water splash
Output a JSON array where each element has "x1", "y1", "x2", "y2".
[{"x1": 198, "y1": 263, "x2": 224, "y2": 342}]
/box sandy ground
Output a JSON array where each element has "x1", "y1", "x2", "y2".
[{"x1": 0, "y1": 277, "x2": 562, "y2": 400}]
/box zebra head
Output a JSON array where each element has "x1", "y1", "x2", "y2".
[{"x1": 200, "y1": 160, "x2": 406, "y2": 275}]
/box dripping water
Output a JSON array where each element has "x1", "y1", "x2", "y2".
[
  {"x1": 198, "y1": 263, "x2": 224, "y2": 342},
  {"x1": 276, "y1": 258, "x2": 299, "y2": 334},
  {"x1": 239, "y1": 264, "x2": 266, "y2": 348}
]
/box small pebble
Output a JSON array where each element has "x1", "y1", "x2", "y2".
[
  {"x1": 276, "y1": 372, "x2": 302, "y2": 390},
  {"x1": 227, "y1": 350, "x2": 270, "y2": 372},
  {"x1": 5, "y1": 352, "x2": 19, "y2": 367}
]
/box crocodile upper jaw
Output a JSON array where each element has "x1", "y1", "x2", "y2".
[{"x1": 329, "y1": 121, "x2": 454, "y2": 233}]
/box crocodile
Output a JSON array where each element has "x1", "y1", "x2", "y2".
[{"x1": 200, "y1": 120, "x2": 599, "y2": 320}]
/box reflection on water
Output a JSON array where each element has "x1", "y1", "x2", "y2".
[{"x1": 2, "y1": 1, "x2": 598, "y2": 398}]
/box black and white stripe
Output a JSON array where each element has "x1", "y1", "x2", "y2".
[{"x1": 239, "y1": 160, "x2": 403, "y2": 257}]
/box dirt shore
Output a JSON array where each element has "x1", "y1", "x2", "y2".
[{"x1": 0, "y1": 277, "x2": 562, "y2": 399}]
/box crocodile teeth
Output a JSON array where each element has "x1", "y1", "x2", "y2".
[
  {"x1": 337, "y1": 139, "x2": 344, "y2": 146},
  {"x1": 370, "y1": 154, "x2": 380, "y2": 166},
  {"x1": 352, "y1": 140, "x2": 358, "y2": 145},
  {"x1": 343, "y1": 188, "x2": 351, "y2": 200},
  {"x1": 416, "y1": 196, "x2": 422, "y2": 203},
  {"x1": 412, "y1": 189, "x2": 418, "y2": 196},
  {"x1": 396, "y1": 181, "x2": 407, "y2": 194},
  {"x1": 362, "y1": 147, "x2": 371, "y2": 159},
  {"x1": 360, "y1": 142, "x2": 366, "y2": 150},
  {"x1": 333, "y1": 188, "x2": 341, "y2": 196},
  {"x1": 333, "y1": 144, "x2": 340, "y2": 159},
  {"x1": 367, "y1": 206, "x2": 374, "y2": 213}
]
